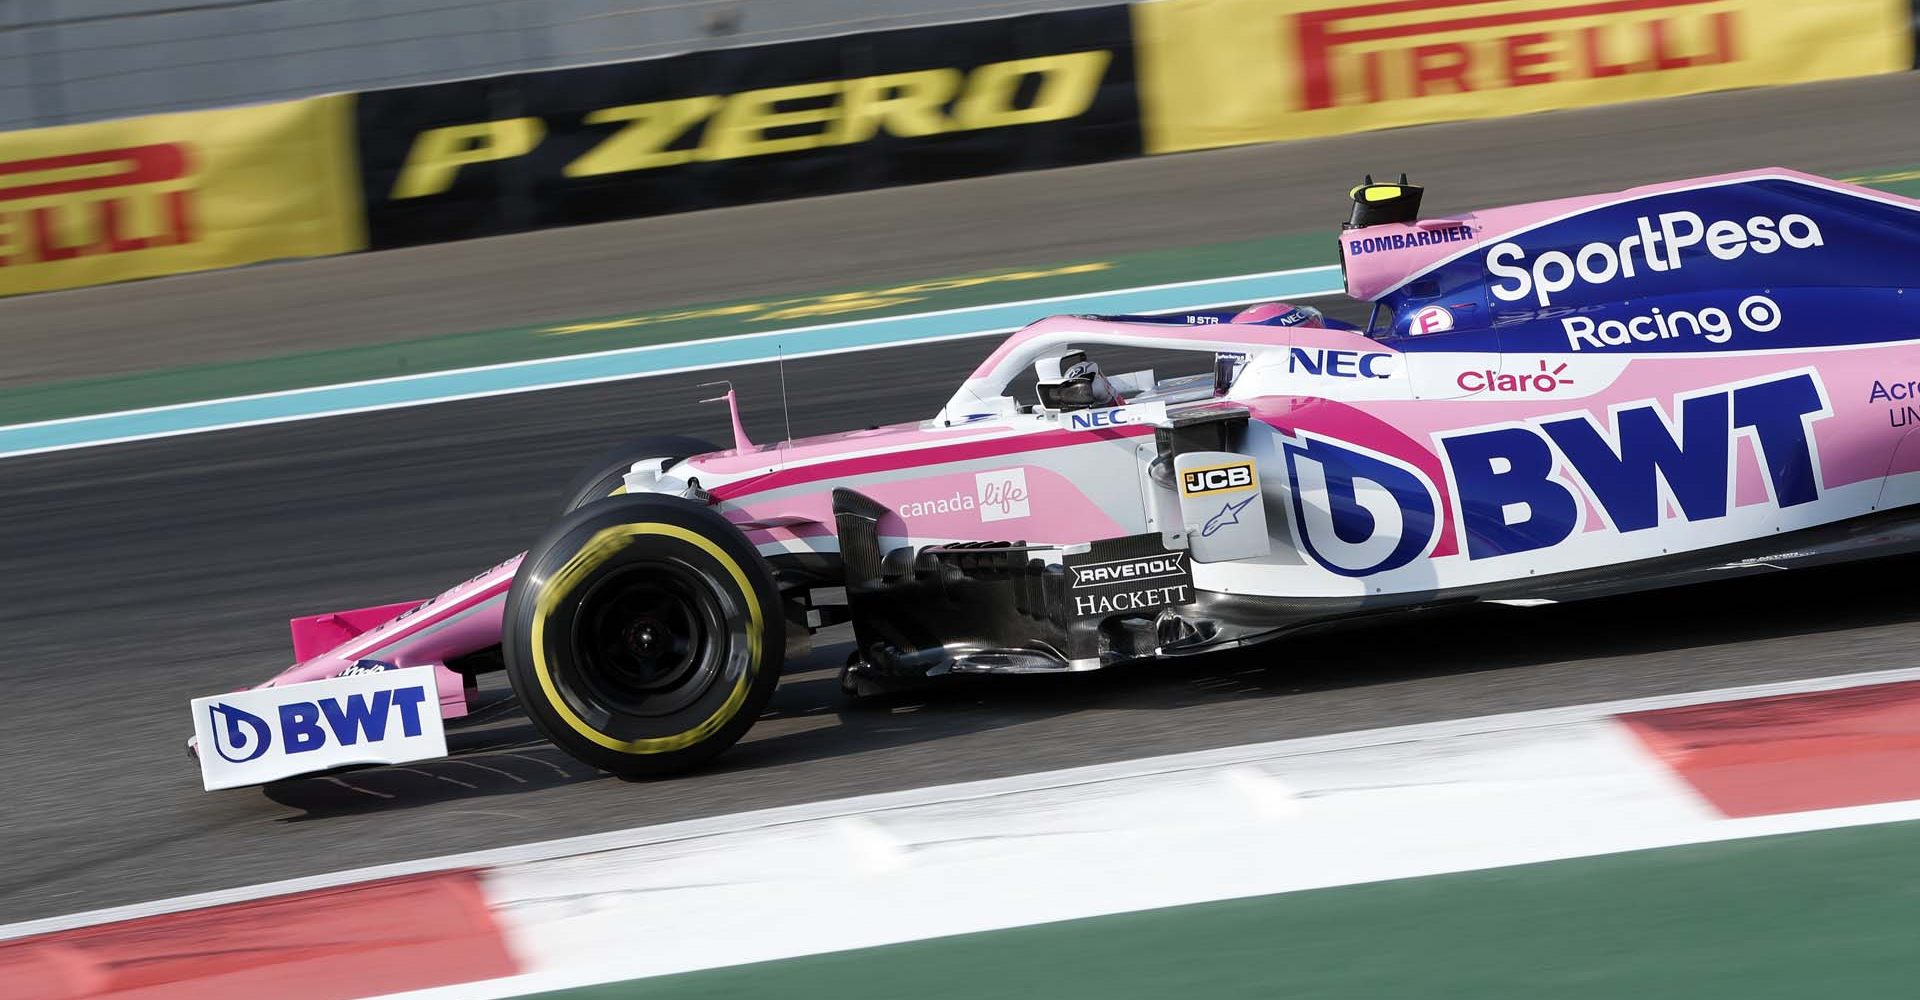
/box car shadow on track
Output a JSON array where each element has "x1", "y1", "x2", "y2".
[
  {"x1": 262, "y1": 553, "x2": 1920, "y2": 820},
  {"x1": 259, "y1": 690, "x2": 611, "y2": 817},
  {"x1": 260, "y1": 650, "x2": 1088, "y2": 819}
]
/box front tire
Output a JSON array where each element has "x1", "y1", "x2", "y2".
[
  {"x1": 559, "y1": 435, "x2": 717, "y2": 514},
  {"x1": 503, "y1": 494, "x2": 782, "y2": 777}
]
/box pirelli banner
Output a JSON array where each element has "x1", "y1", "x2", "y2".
[
  {"x1": 356, "y1": 6, "x2": 1141, "y2": 250},
  {"x1": 0, "y1": 97, "x2": 362, "y2": 296},
  {"x1": 1134, "y1": 0, "x2": 1914, "y2": 153}
]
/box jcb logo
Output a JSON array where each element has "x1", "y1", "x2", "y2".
[
  {"x1": 1181, "y1": 462, "x2": 1256, "y2": 497},
  {"x1": 389, "y1": 50, "x2": 1112, "y2": 199},
  {"x1": 0, "y1": 144, "x2": 194, "y2": 267}
]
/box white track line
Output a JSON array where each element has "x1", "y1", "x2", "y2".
[{"x1": 0, "y1": 267, "x2": 1343, "y2": 460}]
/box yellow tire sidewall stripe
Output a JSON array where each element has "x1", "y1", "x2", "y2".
[{"x1": 529, "y1": 521, "x2": 762, "y2": 754}]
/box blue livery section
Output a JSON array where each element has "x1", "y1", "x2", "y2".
[
  {"x1": 1378, "y1": 176, "x2": 1920, "y2": 354},
  {"x1": 1277, "y1": 372, "x2": 1832, "y2": 577},
  {"x1": 1283, "y1": 434, "x2": 1439, "y2": 577},
  {"x1": 1438, "y1": 372, "x2": 1828, "y2": 560}
]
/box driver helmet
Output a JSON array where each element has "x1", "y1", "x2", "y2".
[
  {"x1": 1233, "y1": 302, "x2": 1325, "y2": 327},
  {"x1": 1061, "y1": 356, "x2": 1101, "y2": 381},
  {"x1": 1061, "y1": 356, "x2": 1119, "y2": 407},
  {"x1": 1035, "y1": 350, "x2": 1120, "y2": 411}
]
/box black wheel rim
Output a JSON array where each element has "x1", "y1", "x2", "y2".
[{"x1": 566, "y1": 559, "x2": 733, "y2": 721}]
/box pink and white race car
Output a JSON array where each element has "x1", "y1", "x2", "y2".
[{"x1": 192, "y1": 168, "x2": 1920, "y2": 789}]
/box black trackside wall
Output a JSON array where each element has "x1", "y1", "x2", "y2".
[{"x1": 353, "y1": 6, "x2": 1142, "y2": 250}]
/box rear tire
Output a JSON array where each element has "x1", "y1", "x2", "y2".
[
  {"x1": 503, "y1": 494, "x2": 782, "y2": 777},
  {"x1": 559, "y1": 436, "x2": 717, "y2": 514}
]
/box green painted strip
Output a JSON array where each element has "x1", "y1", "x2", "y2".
[
  {"x1": 0, "y1": 269, "x2": 1342, "y2": 457},
  {"x1": 535, "y1": 818, "x2": 1920, "y2": 999},
  {"x1": 3, "y1": 165, "x2": 1911, "y2": 429},
  {"x1": 0, "y1": 232, "x2": 1329, "y2": 427},
  {"x1": 1846, "y1": 166, "x2": 1920, "y2": 198}
]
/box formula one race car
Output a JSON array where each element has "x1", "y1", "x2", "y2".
[{"x1": 192, "y1": 168, "x2": 1920, "y2": 790}]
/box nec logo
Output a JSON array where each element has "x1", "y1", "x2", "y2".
[
  {"x1": 1293, "y1": 0, "x2": 1736, "y2": 112},
  {"x1": 0, "y1": 144, "x2": 194, "y2": 266},
  {"x1": 1066, "y1": 401, "x2": 1167, "y2": 432},
  {"x1": 1069, "y1": 409, "x2": 1131, "y2": 430},
  {"x1": 1288, "y1": 347, "x2": 1396, "y2": 379},
  {"x1": 1181, "y1": 461, "x2": 1256, "y2": 497}
]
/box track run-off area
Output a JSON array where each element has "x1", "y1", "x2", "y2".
[
  {"x1": 11, "y1": 668, "x2": 1920, "y2": 998},
  {"x1": 2, "y1": 72, "x2": 1919, "y2": 950}
]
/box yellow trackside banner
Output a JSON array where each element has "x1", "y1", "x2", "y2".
[
  {"x1": 0, "y1": 95, "x2": 363, "y2": 296},
  {"x1": 1134, "y1": 0, "x2": 1912, "y2": 153}
]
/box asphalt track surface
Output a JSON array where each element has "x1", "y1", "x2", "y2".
[{"x1": 4, "y1": 75, "x2": 1920, "y2": 925}]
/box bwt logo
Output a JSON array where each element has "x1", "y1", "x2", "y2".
[
  {"x1": 0, "y1": 144, "x2": 195, "y2": 267},
  {"x1": 1293, "y1": 1, "x2": 1736, "y2": 111},
  {"x1": 1283, "y1": 432, "x2": 1439, "y2": 577},
  {"x1": 1439, "y1": 371, "x2": 1829, "y2": 559},
  {"x1": 206, "y1": 686, "x2": 431, "y2": 762},
  {"x1": 1278, "y1": 372, "x2": 1830, "y2": 578}
]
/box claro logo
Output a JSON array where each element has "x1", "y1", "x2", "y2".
[
  {"x1": 1293, "y1": 0, "x2": 1737, "y2": 111},
  {"x1": 390, "y1": 51, "x2": 1113, "y2": 199},
  {"x1": 0, "y1": 144, "x2": 194, "y2": 266}
]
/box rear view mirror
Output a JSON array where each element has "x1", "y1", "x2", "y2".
[{"x1": 1213, "y1": 353, "x2": 1239, "y2": 395}]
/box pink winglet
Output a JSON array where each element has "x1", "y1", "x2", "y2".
[
  {"x1": 289, "y1": 601, "x2": 422, "y2": 663},
  {"x1": 724, "y1": 390, "x2": 754, "y2": 451},
  {"x1": 700, "y1": 383, "x2": 755, "y2": 451},
  {"x1": 436, "y1": 663, "x2": 476, "y2": 720}
]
